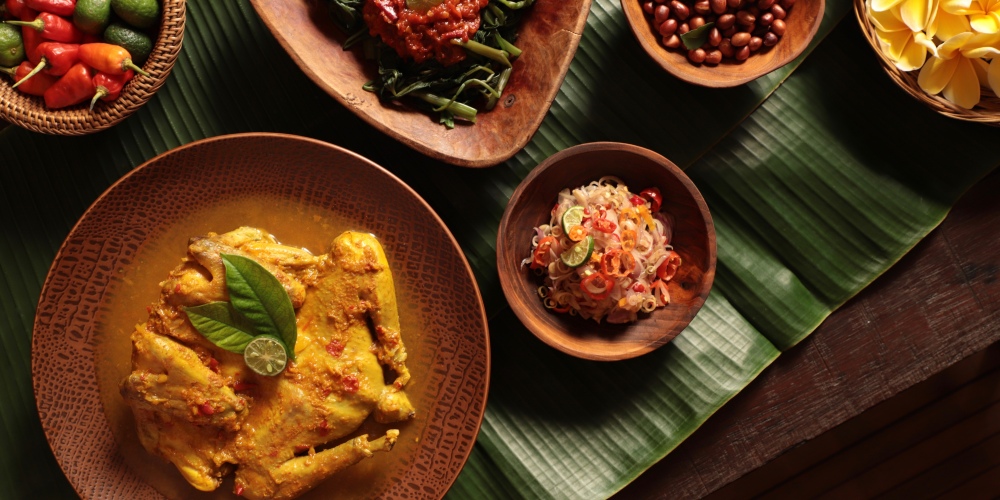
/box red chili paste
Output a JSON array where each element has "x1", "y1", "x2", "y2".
[{"x1": 363, "y1": 0, "x2": 489, "y2": 66}]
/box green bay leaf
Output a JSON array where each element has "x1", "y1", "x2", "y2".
[
  {"x1": 183, "y1": 302, "x2": 257, "y2": 353},
  {"x1": 680, "y1": 21, "x2": 715, "y2": 51},
  {"x1": 221, "y1": 254, "x2": 297, "y2": 357}
]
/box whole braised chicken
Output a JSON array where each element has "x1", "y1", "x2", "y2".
[{"x1": 120, "y1": 227, "x2": 414, "y2": 499}]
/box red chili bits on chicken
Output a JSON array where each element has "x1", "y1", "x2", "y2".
[{"x1": 363, "y1": 0, "x2": 489, "y2": 65}]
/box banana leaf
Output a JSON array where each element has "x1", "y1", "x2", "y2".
[{"x1": 1, "y1": 0, "x2": 999, "y2": 499}]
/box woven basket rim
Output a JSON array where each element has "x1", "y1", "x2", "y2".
[
  {"x1": 853, "y1": 0, "x2": 1000, "y2": 126},
  {"x1": 0, "y1": 0, "x2": 185, "y2": 135}
]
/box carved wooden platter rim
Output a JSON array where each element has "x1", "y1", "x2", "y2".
[
  {"x1": 247, "y1": 0, "x2": 592, "y2": 168},
  {"x1": 31, "y1": 132, "x2": 490, "y2": 499}
]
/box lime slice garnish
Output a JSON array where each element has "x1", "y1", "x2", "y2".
[
  {"x1": 244, "y1": 336, "x2": 288, "y2": 376},
  {"x1": 560, "y1": 236, "x2": 594, "y2": 267},
  {"x1": 561, "y1": 205, "x2": 585, "y2": 235}
]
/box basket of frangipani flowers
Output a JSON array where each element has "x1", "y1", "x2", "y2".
[{"x1": 855, "y1": 0, "x2": 1000, "y2": 125}]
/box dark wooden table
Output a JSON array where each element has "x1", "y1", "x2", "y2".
[{"x1": 618, "y1": 168, "x2": 1000, "y2": 498}]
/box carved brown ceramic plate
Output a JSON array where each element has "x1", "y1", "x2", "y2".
[
  {"x1": 32, "y1": 133, "x2": 489, "y2": 499},
  {"x1": 247, "y1": 0, "x2": 591, "y2": 168},
  {"x1": 497, "y1": 142, "x2": 716, "y2": 361}
]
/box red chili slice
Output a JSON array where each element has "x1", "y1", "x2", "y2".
[
  {"x1": 591, "y1": 218, "x2": 617, "y2": 233},
  {"x1": 581, "y1": 272, "x2": 613, "y2": 300},
  {"x1": 640, "y1": 188, "x2": 663, "y2": 213},
  {"x1": 531, "y1": 236, "x2": 557, "y2": 269},
  {"x1": 657, "y1": 251, "x2": 682, "y2": 281}
]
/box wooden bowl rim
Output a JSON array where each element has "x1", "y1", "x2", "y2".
[
  {"x1": 497, "y1": 141, "x2": 717, "y2": 361},
  {"x1": 247, "y1": 0, "x2": 592, "y2": 167},
  {"x1": 620, "y1": 0, "x2": 825, "y2": 88}
]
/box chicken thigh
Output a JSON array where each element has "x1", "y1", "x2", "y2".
[{"x1": 120, "y1": 227, "x2": 414, "y2": 499}]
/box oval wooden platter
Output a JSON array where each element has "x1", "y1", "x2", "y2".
[{"x1": 248, "y1": 0, "x2": 592, "y2": 167}]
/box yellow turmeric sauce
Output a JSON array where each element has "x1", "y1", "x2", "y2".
[{"x1": 93, "y1": 195, "x2": 431, "y2": 499}]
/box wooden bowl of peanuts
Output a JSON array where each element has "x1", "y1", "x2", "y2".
[{"x1": 621, "y1": 0, "x2": 824, "y2": 87}]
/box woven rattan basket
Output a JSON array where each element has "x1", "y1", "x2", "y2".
[
  {"x1": 854, "y1": 0, "x2": 1000, "y2": 126},
  {"x1": 0, "y1": 0, "x2": 184, "y2": 135}
]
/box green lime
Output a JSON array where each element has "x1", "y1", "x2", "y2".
[
  {"x1": 561, "y1": 205, "x2": 585, "y2": 235},
  {"x1": 244, "y1": 336, "x2": 288, "y2": 376},
  {"x1": 111, "y1": 0, "x2": 161, "y2": 29},
  {"x1": 74, "y1": 0, "x2": 113, "y2": 36},
  {"x1": 0, "y1": 23, "x2": 25, "y2": 68},
  {"x1": 560, "y1": 235, "x2": 594, "y2": 267},
  {"x1": 104, "y1": 22, "x2": 153, "y2": 65},
  {"x1": 406, "y1": 0, "x2": 444, "y2": 9}
]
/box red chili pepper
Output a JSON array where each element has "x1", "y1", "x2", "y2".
[
  {"x1": 374, "y1": 0, "x2": 398, "y2": 21},
  {"x1": 530, "y1": 235, "x2": 557, "y2": 269},
  {"x1": 5, "y1": 0, "x2": 27, "y2": 18},
  {"x1": 325, "y1": 338, "x2": 344, "y2": 357},
  {"x1": 89, "y1": 69, "x2": 132, "y2": 109},
  {"x1": 42, "y1": 62, "x2": 93, "y2": 108},
  {"x1": 35, "y1": 42, "x2": 77, "y2": 74},
  {"x1": 197, "y1": 402, "x2": 215, "y2": 416},
  {"x1": 656, "y1": 251, "x2": 682, "y2": 281},
  {"x1": 580, "y1": 272, "x2": 613, "y2": 301},
  {"x1": 24, "y1": 0, "x2": 75, "y2": 17},
  {"x1": 3, "y1": 60, "x2": 58, "y2": 95},
  {"x1": 640, "y1": 187, "x2": 663, "y2": 213},
  {"x1": 632, "y1": 282, "x2": 646, "y2": 293},
  {"x1": 7, "y1": 12, "x2": 82, "y2": 42},
  {"x1": 629, "y1": 194, "x2": 645, "y2": 207},
  {"x1": 18, "y1": 8, "x2": 41, "y2": 63},
  {"x1": 13, "y1": 42, "x2": 77, "y2": 88},
  {"x1": 232, "y1": 381, "x2": 257, "y2": 392},
  {"x1": 591, "y1": 217, "x2": 617, "y2": 233},
  {"x1": 78, "y1": 42, "x2": 149, "y2": 76},
  {"x1": 342, "y1": 374, "x2": 360, "y2": 393},
  {"x1": 233, "y1": 483, "x2": 245, "y2": 496}
]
